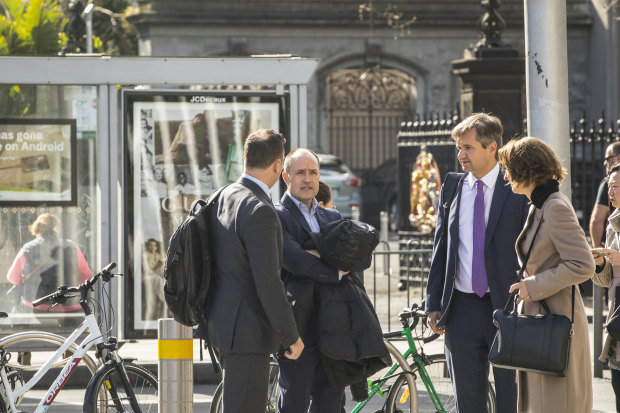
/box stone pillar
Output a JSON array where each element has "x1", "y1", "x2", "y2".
[{"x1": 451, "y1": 0, "x2": 524, "y2": 141}]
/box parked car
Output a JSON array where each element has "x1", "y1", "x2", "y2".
[
  {"x1": 361, "y1": 158, "x2": 398, "y2": 231},
  {"x1": 317, "y1": 153, "x2": 361, "y2": 219}
]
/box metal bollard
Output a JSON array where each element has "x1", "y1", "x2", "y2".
[
  {"x1": 593, "y1": 284, "x2": 604, "y2": 378},
  {"x1": 352, "y1": 205, "x2": 360, "y2": 221},
  {"x1": 158, "y1": 318, "x2": 193, "y2": 412},
  {"x1": 380, "y1": 211, "x2": 390, "y2": 275}
]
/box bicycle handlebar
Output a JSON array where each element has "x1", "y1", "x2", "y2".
[
  {"x1": 382, "y1": 303, "x2": 440, "y2": 344},
  {"x1": 31, "y1": 262, "x2": 119, "y2": 307}
]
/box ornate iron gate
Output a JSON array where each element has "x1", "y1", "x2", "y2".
[{"x1": 327, "y1": 67, "x2": 416, "y2": 172}]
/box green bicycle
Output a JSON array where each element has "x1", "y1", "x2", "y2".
[
  {"x1": 210, "y1": 302, "x2": 496, "y2": 413},
  {"x1": 351, "y1": 303, "x2": 496, "y2": 413}
]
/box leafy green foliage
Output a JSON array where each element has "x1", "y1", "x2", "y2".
[
  {"x1": 0, "y1": 0, "x2": 65, "y2": 116},
  {"x1": 0, "y1": 0, "x2": 66, "y2": 55}
]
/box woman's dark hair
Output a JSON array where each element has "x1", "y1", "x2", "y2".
[
  {"x1": 498, "y1": 136, "x2": 566, "y2": 187},
  {"x1": 316, "y1": 181, "x2": 332, "y2": 205}
]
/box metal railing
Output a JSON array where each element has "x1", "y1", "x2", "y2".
[{"x1": 366, "y1": 243, "x2": 433, "y2": 332}]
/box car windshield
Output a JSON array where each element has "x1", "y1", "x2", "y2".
[{"x1": 319, "y1": 158, "x2": 350, "y2": 175}]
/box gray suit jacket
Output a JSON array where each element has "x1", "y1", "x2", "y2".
[{"x1": 207, "y1": 177, "x2": 299, "y2": 353}]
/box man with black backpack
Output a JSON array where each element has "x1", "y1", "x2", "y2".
[{"x1": 206, "y1": 129, "x2": 303, "y2": 413}]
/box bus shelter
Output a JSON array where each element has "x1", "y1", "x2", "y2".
[{"x1": 0, "y1": 55, "x2": 318, "y2": 338}]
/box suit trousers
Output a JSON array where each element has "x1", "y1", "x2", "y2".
[
  {"x1": 444, "y1": 291, "x2": 517, "y2": 413},
  {"x1": 277, "y1": 343, "x2": 344, "y2": 413},
  {"x1": 219, "y1": 352, "x2": 270, "y2": 413}
]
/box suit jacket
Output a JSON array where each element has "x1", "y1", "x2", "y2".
[
  {"x1": 275, "y1": 193, "x2": 371, "y2": 340},
  {"x1": 516, "y1": 191, "x2": 593, "y2": 413},
  {"x1": 426, "y1": 169, "x2": 529, "y2": 326},
  {"x1": 206, "y1": 177, "x2": 299, "y2": 353}
]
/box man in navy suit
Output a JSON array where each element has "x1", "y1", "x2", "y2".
[
  {"x1": 425, "y1": 113, "x2": 529, "y2": 413},
  {"x1": 275, "y1": 148, "x2": 371, "y2": 413}
]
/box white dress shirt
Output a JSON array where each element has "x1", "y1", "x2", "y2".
[
  {"x1": 287, "y1": 192, "x2": 320, "y2": 233},
  {"x1": 242, "y1": 173, "x2": 271, "y2": 198},
  {"x1": 455, "y1": 163, "x2": 500, "y2": 294}
]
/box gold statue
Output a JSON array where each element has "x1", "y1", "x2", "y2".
[{"x1": 409, "y1": 150, "x2": 441, "y2": 234}]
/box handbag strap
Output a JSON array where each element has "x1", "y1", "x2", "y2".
[
  {"x1": 503, "y1": 214, "x2": 544, "y2": 314},
  {"x1": 504, "y1": 213, "x2": 576, "y2": 323}
]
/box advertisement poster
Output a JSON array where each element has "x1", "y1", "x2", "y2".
[
  {"x1": 0, "y1": 119, "x2": 76, "y2": 205},
  {"x1": 127, "y1": 92, "x2": 281, "y2": 332}
]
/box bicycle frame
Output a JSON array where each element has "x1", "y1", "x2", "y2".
[
  {"x1": 0, "y1": 313, "x2": 104, "y2": 413},
  {"x1": 351, "y1": 321, "x2": 446, "y2": 413}
]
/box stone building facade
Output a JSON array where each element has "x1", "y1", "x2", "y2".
[{"x1": 129, "y1": 0, "x2": 618, "y2": 172}]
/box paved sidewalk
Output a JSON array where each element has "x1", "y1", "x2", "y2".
[{"x1": 110, "y1": 297, "x2": 617, "y2": 413}]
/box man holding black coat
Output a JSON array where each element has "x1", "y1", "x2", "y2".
[{"x1": 275, "y1": 148, "x2": 388, "y2": 413}]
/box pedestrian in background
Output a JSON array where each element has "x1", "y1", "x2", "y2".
[
  {"x1": 499, "y1": 136, "x2": 594, "y2": 413},
  {"x1": 592, "y1": 162, "x2": 620, "y2": 412},
  {"x1": 590, "y1": 142, "x2": 620, "y2": 248},
  {"x1": 315, "y1": 180, "x2": 334, "y2": 209}
]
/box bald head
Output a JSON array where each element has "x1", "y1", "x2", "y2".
[
  {"x1": 282, "y1": 148, "x2": 321, "y2": 210},
  {"x1": 283, "y1": 148, "x2": 320, "y2": 174}
]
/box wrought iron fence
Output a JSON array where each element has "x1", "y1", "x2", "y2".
[{"x1": 395, "y1": 110, "x2": 620, "y2": 234}]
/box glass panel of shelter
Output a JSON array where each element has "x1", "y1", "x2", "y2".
[{"x1": 0, "y1": 84, "x2": 98, "y2": 335}]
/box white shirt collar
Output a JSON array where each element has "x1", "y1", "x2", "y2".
[
  {"x1": 287, "y1": 191, "x2": 318, "y2": 214},
  {"x1": 242, "y1": 173, "x2": 271, "y2": 197},
  {"x1": 467, "y1": 163, "x2": 500, "y2": 190}
]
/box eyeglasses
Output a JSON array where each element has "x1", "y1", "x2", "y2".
[{"x1": 605, "y1": 154, "x2": 620, "y2": 162}]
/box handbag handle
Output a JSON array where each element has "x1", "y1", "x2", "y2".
[{"x1": 503, "y1": 213, "x2": 576, "y2": 323}]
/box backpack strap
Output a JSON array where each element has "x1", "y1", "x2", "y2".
[
  {"x1": 189, "y1": 185, "x2": 228, "y2": 216},
  {"x1": 194, "y1": 184, "x2": 228, "y2": 375}
]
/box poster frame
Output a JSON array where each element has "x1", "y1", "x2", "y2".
[
  {"x1": 0, "y1": 118, "x2": 77, "y2": 206},
  {"x1": 122, "y1": 88, "x2": 289, "y2": 337}
]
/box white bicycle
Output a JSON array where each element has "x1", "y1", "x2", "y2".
[{"x1": 0, "y1": 263, "x2": 158, "y2": 412}]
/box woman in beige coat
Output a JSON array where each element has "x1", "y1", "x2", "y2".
[
  {"x1": 498, "y1": 137, "x2": 594, "y2": 413},
  {"x1": 592, "y1": 162, "x2": 620, "y2": 412}
]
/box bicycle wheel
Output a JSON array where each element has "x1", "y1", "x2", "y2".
[
  {"x1": 363, "y1": 339, "x2": 417, "y2": 413},
  {"x1": 209, "y1": 361, "x2": 279, "y2": 413},
  {"x1": 0, "y1": 331, "x2": 98, "y2": 374},
  {"x1": 85, "y1": 362, "x2": 158, "y2": 412},
  {"x1": 385, "y1": 354, "x2": 496, "y2": 413}
]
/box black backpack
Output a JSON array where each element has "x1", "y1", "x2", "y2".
[{"x1": 163, "y1": 186, "x2": 226, "y2": 327}]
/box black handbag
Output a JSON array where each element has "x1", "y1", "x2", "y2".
[
  {"x1": 604, "y1": 286, "x2": 620, "y2": 340},
  {"x1": 489, "y1": 216, "x2": 574, "y2": 377}
]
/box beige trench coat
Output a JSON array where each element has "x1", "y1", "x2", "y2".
[
  {"x1": 592, "y1": 208, "x2": 620, "y2": 364},
  {"x1": 515, "y1": 192, "x2": 594, "y2": 413}
]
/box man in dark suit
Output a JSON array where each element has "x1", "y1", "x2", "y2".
[
  {"x1": 207, "y1": 129, "x2": 304, "y2": 413},
  {"x1": 425, "y1": 113, "x2": 529, "y2": 413},
  {"x1": 275, "y1": 148, "x2": 372, "y2": 413}
]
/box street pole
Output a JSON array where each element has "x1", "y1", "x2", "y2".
[
  {"x1": 523, "y1": 0, "x2": 570, "y2": 198},
  {"x1": 84, "y1": 3, "x2": 94, "y2": 54},
  {"x1": 525, "y1": 0, "x2": 604, "y2": 378}
]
